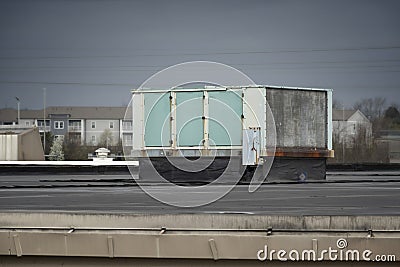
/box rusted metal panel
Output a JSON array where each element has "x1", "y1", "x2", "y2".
[
  {"x1": 271, "y1": 148, "x2": 334, "y2": 158},
  {"x1": 266, "y1": 88, "x2": 328, "y2": 149}
]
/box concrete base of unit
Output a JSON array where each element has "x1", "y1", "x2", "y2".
[
  {"x1": 139, "y1": 157, "x2": 242, "y2": 183},
  {"x1": 139, "y1": 157, "x2": 326, "y2": 183},
  {"x1": 243, "y1": 157, "x2": 326, "y2": 183}
]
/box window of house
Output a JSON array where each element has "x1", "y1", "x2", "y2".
[
  {"x1": 91, "y1": 121, "x2": 96, "y2": 129},
  {"x1": 25, "y1": 121, "x2": 30, "y2": 126},
  {"x1": 109, "y1": 121, "x2": 114, "y2": 129},
  {"x1": 349, "y1": 123, "x2": 356, "y2": 135},
  {"x1": 91, "y1": 135, "x2": 96, "y2": 144},
  {"x1": 123, "y1": 121, "x2": 132, "y2": 127},
  {"x1": 123, "y1": 121, "x2": 132, "y2": 130},
  {"x1": 123, "y1": 134, "x2": 132, "y2": 145},
  {"x1": 54, "y1": 121, "x2": 64, "y2": 129},
  {"x1": 37, "y1": 120, "x2": 50, "y2": 127},
  {"x1": 68, "y1": 120, "x2": 81, "y2": 130}
]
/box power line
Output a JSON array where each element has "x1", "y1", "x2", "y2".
[
  {"x1": 0, "y1": 80, "x2": 399, "y2": 89},
  {"x1": 0, "y1": 45, "x2": 400, "y2": 60},
  {"x1": 1, "y1": 59, "x2": 400, "y2": 70}
]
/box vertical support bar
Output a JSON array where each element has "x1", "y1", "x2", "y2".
[
  {"x1": 43, "y1": 88, "x2": 46, "y2": 152},
  {"x1": 312, "y1": 238, "x2": 318, "y2": 254},
  {"x1": 131, "y1": 91, "x2": 137, "y2": 150},
  {"x1": 170, "y1": 91, "x2": 177, "y2": 149},
  {"x1": 140, "y1": 93, "x2": 145, "y2": 150},
  {"x1": 203, "y1": 91, "x2": 209, "y2": 148},
  {"x1": 13, "y1": 234, "x2": 22, "y2": 257},
  {"x1": 132, "y1": 91, "x2": 145, "y2": 151},
  {"x1": 107, "y1": 236, "x2": 114, "y2": 258},
  {"x1": 327, "y1": 89, "x2": 333, "y2": 150},
  {"x1": 119, "y1": 119, "x2": 123, "y2": 142},
  {"x1": 81, "y1": 119, "x2": 85, "y2": 145},
  {"x1": 208, "y1": 239, "x2": 219, "y2": 260}
]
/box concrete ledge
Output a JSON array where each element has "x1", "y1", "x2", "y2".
[
  {"x1": 0, "y1": 213, "x2": 399, "y2": 261},
  {"x1": 0, "y1": 213, "x2": 400, "y2": 263},
  {"x1": 1, "y1": 212, "x2": 399, "y2": 231},
  {"x1": 0, "y1": 230, "x2": 398, "y2": 260}
]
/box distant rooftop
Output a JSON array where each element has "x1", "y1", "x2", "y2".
[
  {"x1": 0, "y1": 126, "x2": 35, "y2": 135},
  {"x1": 0, "y1": 107, "x2": 128, "y2": 122},
  {"x1": 332, "y1": 109, "x2": 358, "y2": 121}
]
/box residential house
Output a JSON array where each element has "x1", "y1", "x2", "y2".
[
  {"x1": 332, "y1": 109, "x2": 372, "y2": 148},
  {"x1": 0, "y1": 107, "x2": 133, "y2": 147}
]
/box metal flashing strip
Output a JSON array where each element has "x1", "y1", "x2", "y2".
[
  {"x1": 131, "y1": 86, "x2": 333, "y2": 94},
  {"x1": 2, "y1": 226, "x2": 399, "y2": 234},
  {"x1": 132, "y1": 87, "x2": 231, "y2": 94}
]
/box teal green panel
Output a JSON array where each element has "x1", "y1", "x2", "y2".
[
  {"x1": 176, "y1": 92, "x2": 204, "y2": 147},
  {"x1": 144, "y1": 93, "x2": 170, "y2": 147},
  {"x1": 209, "y1": 90, "x2": 242, "y2": 146}
]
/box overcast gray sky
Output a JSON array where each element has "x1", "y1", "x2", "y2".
[{"x1": 0, "y1": 0, "x2": 399, "y2": 109}]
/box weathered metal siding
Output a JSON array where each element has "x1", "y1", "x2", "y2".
[
  {"x1": 0, "y1": 134, "x2": 18, "y2": 160},
  {"x1": 18, "y1": 128, "x2": 45, "y2": 160},
  {"x1": 266, "y1": 89, "x2": 327, "y2": 149},
  {"x1": 0, "y1": 128, "x2": 44, "y2": 160}
]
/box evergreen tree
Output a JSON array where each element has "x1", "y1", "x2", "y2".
[{"x1": 49, "y1": 137, "x2": 64, "y2": 161}]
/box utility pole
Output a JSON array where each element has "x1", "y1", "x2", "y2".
[
  {"x1": 15, "y1": 97, "x2": 20, "y2": 125},
  {"x1": 43, "y1": 88, "x2": 46, "y2": 153},
  {"x1": 342, "y1": 106, "x2": 345, "y2": 163}
]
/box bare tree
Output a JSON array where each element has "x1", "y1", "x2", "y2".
[
  {"x1": 332, "y1": 99, "x2": 343, "y2": 109},
  {"x1": 330, "y1": 123, "x2": 387, "y2": 164},
  {"x1": 353, "y1": 97, "x2": 386, "y2": 121},
  {"x1": 99, "y1": 129, "x2": 113, "y2": 148}
]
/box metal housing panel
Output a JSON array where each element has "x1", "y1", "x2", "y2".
[
  {"x1": 242, "y1": 128, "x2": 260, "y2": 165},
  {"x1": 144, "y1": 93, "x2": 171, "y2": 147},
  {"x1": 266, "y1": 89, "x2": 327, "y2": 149},
  {"x1": 208, "y1": 90, "x2": 242, "y2": 146},
  {"x1": 176, "y1": 92, "x2": 204, "y2": 147},
  {"x1": 243, "y1": 88, "x2": 266, "y2": 149}
]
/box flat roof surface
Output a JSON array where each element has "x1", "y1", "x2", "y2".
[{"x1": 0, "y1": 172, "x2": 399, "y2": 215}]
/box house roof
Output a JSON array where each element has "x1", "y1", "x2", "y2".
[
  {"x1": 42, "y1": 106, "x2": 127, "y2": 119},
  {"x1": 0, "y1": 126, "x2": 34, "y2": 135},
  {"x1": 0, "y1": 108, "x2": 18, "y2": 123},
  {"x1": 332, "y1": 109, "x2": 357, "y2": 121},
  {"x1": 0, "y1": 107, "x2": 128, "y2": 121}
]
